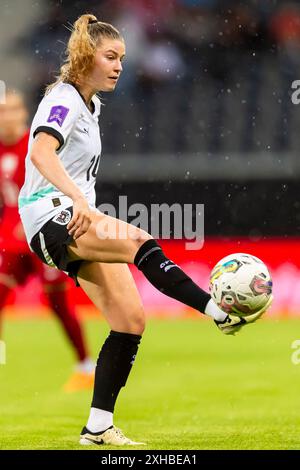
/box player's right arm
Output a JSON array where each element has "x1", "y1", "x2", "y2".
[{"x1": 30, "y1": 132, "x2": 91, "y2": 239}]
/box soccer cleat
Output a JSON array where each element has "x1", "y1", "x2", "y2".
[
  {"x1": 79, "y1": 425, "x2": 146, "y2": 446},
  {"x1": 63, "y1": 371, "x2": 94, "y2": 392},
  {"x1": 215, "y1": 295, "x2": 273, "y2": 335}
]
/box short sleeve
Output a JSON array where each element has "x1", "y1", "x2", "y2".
[{"x1": 32, "y1": 85, "x2": 81, "y2": 151}]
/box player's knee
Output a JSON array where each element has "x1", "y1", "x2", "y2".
[
  {"x1": 103, "y1": 296, "x2": 146, "y2": 335},
  {"x1": 128, "y1": 228, "x2": 153, "y2": 260},
  {"x1": 124, "y1": 307, "x2": 146, "y2": 336},
  {"x1": 0, "y1": 273, "x2": 17, "y2": 289},
  {"x1": 135, "y1": 228, "x2": 153, "y2": 245},
  {"x1": 43, "y1": 282, "x2": 66, "y2": 294},
  {"x1": 131, "y1": 311, "x2": 146, "y2": 335}
]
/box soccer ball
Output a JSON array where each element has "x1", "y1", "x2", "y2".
[{"x1": 209, "y1": 253, "x2": 273, "y2": 317}]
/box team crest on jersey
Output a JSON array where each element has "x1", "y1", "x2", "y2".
[
  {"x1": 52, "y1": 209, "x2": 71, "y2": 225},
  {"x1": 47, "y1": 105, "x2": 69, "y2": 127}
]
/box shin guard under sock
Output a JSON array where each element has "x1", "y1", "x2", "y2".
[
  {"x1": 91, "y1": 331, "x2": 141, "y2": 412},
  {"x1": 134, "y1": 239, "x2": 210, "y2": 313}
]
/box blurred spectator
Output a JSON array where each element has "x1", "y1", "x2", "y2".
[
  {"x1": 269, "y1": 3, "x2": 300, "y2": 150},
  {"x1": 110, "y1": 3, "x2": 149, "y2": 93},
  {"x1": 17, "y1": 0, "x2": 300, "y2": 154},
  {"x1": 270, "y1": 3, "x2": 300, "y2": 52}
]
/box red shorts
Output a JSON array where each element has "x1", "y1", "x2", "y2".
[{"x1": 0, "y1": 251, "x2": 68, "y2": 286}]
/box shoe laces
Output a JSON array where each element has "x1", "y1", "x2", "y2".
[
  {"x1": 114, "y1": 427, "x2": 124, "y2": 437},
  {"x1": 110, "y1": 427, "x2": 127, "y2": 439}
]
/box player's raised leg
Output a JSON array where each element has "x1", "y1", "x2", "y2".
[
  {"x1": 77, "y1": 260, "x2": 145, "y2": 446},
  {"x1": 68, "y1": 210, "x2": 269, "y2": 334},
  {"x1": 68, "y1": 210, "x2": 228, "y2": 322}
]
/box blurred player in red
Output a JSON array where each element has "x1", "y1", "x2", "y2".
[{"x1": 0, "y1": 89, "x2": 94, "y2": 391}]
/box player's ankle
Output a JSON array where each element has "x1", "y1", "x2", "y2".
[
  {"x1": 204, "y1": 298, "x2": 227, "y2": 322},
  {"x1": 86, "y1": 407, "x2": 113, "y2": 433},
  {"x1": 76, "y1": 357, "x2": 95, "y2": 374}
]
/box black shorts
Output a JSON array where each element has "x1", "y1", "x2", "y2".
[{"x1": 30, "y1": 206, "x2": 82, "y2": 285}]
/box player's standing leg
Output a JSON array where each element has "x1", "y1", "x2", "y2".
[
  {"x1": 40, "y1": 264, "x2": 95, "y2": 391},
  {"x1": 77, "y1": 261, "x2": 145, "y2": 446}
]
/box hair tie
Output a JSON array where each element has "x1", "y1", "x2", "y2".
[{"x1": 89, "y1": 19, "x2": 98, "y2": 24}]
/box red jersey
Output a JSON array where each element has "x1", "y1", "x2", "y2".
[{"x1": 0, "y1": 130, "x2": 30, "y2": 252}]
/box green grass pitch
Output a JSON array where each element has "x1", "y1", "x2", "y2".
[{"x1": 0, "y1": 316, "x2": 300, "y2": 450}]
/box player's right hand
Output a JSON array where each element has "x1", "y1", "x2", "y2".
[{"x1": 67, "y1": 196, "x2": 92, "y2": 240}]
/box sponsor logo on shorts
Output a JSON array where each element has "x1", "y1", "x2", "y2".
[
  {"x1": 52, "y1": 209, "x2": 71, "y2": 225},
  {"x1": 47, "y1": 105, "x2": 69, "y2": 127}
]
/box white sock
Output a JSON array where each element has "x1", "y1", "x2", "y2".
[
  {"x1": 204, "y1": 298, "x2": 227, "y2": 322},
  {"x1": 76, "y1": 358, "x2": 95, "y2": 374},
  {"x1": 86, "y1": 407, "x2": 113, "y2": 433}
]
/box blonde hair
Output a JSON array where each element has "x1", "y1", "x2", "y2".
[{"x1": 46, "y1": 14, "x2": 123, "y2": 93}]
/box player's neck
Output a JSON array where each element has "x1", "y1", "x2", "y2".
[
  {"x1": 0, "y1": 125, "x2": 27, "y2": 145},
  {"x1": 76, "y1": 83, "x2": 96, "y2": 112}
]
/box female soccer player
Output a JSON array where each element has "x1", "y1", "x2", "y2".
[{"x1": 18, "y1": 14, "x2": 268, "y2": 446}]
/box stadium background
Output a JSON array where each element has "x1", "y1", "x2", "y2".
[
  {"x1": 1, "y1": 0, "x2": 300, "y2": 451},
  {"x1": 1, "y1": 0, "x2": 298, "y2": 318}
]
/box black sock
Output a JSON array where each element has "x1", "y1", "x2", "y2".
[
  {"x1": 134, "y1": 239, "x2": 210, "y2": 313},
  {"x1": 91, "y1": 330, "x2": 141, "y2": 413}
]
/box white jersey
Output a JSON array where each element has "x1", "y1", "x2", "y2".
[{"x1": 18, "y1": 82, "x2": 102, "y2": 243}]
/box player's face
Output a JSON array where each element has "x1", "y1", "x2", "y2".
[
  {"x1": 0, "y1": 93, "x2": 28, "y2": 138},
  {"x1": 91, "y1": 38, "x2": 126, "y2": 92}
]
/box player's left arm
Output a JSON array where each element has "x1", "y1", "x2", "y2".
[{"x1": 30, "y1": 132, "x2": 91, "y2": 239}]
